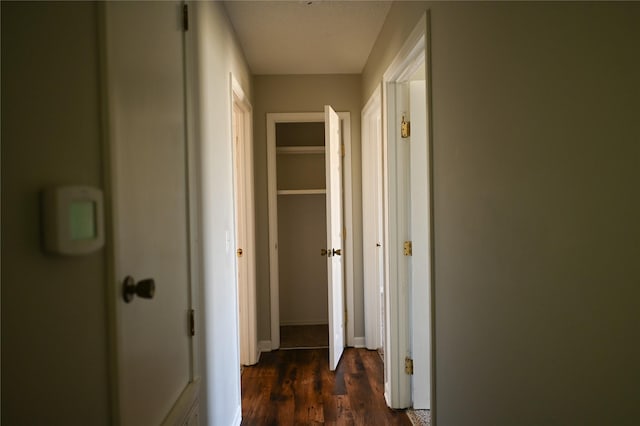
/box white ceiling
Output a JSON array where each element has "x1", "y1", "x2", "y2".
[{"x1": 223, "y1": 0, "x2": 392, "y2": 75}]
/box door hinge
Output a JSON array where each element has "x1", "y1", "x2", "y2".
[
  {"x1": 403, "y1": 241, "x2": 412, "y2": 256},
  {"x1": 189, "y1": 309, "x2": 195, "y2": 336},
  {"x1": 182, "y1": 4, "x2": 189, "y2": 32},
  {"x1": 401, "y1": 115, "x2": 410, "y2": 138},
  {"x1": 341, "y1": 143, "x2": 345, "y2": 157},
  {"x1": 405, "y1": 357, "x2": 414, "y2": 375}
]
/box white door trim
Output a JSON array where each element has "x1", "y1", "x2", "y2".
[
  {"x1": 266, "y1": 111, "x2": 354, "y2": 350},
  {"x1": 183, "y1": 0, "x2": 201, "y2": 385},
  {"x1": 381, "y1": 12, "x2": 432, "y2": 410},
  {"x1": 409, "y1": 79, "x2": 431, "y2": 410},
  {"x1": 382, "y1": 80, "x2": 411, "y2": 408},
  {"x1": 231, "y1": 73, "x2": 258, "y2": 366},
  {"x1": 362, "y1": 85, "x2": 384, "y2": 351}
]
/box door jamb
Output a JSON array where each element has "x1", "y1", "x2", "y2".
[{"x1": 266, "y1": 111, "x2": 354, "y2": 350}]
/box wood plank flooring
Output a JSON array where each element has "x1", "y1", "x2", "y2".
[
  {"x1": 241, "y1": 348, "x2": 411, "y2": 425},
  {"x1": 280, "y1": 325, "x2": 329, "y2": 349}
]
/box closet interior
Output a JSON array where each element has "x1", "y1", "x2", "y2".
[{"x1": 275, "y1": 122, "x2": 329, "y2": 348}]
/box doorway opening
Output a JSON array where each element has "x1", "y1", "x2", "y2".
[
  {"x1": 266, "y1": 110, "x2": 354, "y2": 370},
  {"x1": 274, "y1": 120, "x2": 329, "y2": 349}
]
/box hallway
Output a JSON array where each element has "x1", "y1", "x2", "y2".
[
  {"x1": 4, "y1": 2, "x2": 640, "y2": 424},
  {"x1": 241, "y1": 348, "x2": 411, "y2": 425}
]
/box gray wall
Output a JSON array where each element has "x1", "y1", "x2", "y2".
[
  {"x1": 192, "y1": 2, "x2": 253, "y2": 424},
  {"x1": 278, "y1": 195, "x2": 329, "y2": 325},
  {"x1": 1, "y1": 2, "x2": 110, "y2": 423},
  {"x1": 364, "y1": 2, "x2": 640, "y2": 424},
  {"x1": 253, "y1": 74, "x2": 364, "y2": 341}
]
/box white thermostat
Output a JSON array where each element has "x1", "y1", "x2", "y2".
[{"x1": 42, "y1": 186, "x2": 105, "y2": 255}]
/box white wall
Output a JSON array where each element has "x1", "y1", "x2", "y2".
[
  {"x1": 278, "y1": 195, "x2": 328, "y2": 325},
  {"x1": 190, "y1": 2, "x2": 253, "y2": 425},
  {"x1": 363, "y1": 2, "x2": 640, "y2": 424},
  {"x1": 1, "y1": 2, "x2": 110, "y2": 423},
  {"x1": 253, "y1": 75, "x2": 364, "y2": 341}
]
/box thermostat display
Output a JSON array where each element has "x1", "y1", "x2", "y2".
[
  {"x1": 42, "y1": 186, "x2": 104, "y2": 255},
  {"x1": 69, "y1": 200, "x2": 97, "y2": 240}
]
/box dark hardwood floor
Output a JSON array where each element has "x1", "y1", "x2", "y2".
[
  {"x1": 241, "y1": 347, "x2": 411, "y2": 425},
  {"x1": 280, "y1": 324, "x2": 329, "y2": 349}
]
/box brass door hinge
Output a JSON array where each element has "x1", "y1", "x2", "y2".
[
  {"x1": 403, "y1": 241, "x2": 412, "y2": 256},
  {"x1": 401, "y1": 115, "x2": 410, "y2": 138},
  {"x1": 189, "y1": 309, "x2": 195, "y2": 337},
  {"x1": 405, "y1": 357, "x2": 414, "y2": 375}
]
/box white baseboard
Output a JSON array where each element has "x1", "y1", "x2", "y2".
[
  {"x1": 353, "y1": 336, "x2": 366, "y2": 348},
  {"x1": 258, "y1": 340, "x2": 272, "y2": 353}
]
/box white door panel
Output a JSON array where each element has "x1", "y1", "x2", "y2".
[
  {"x1": 233, "y1": 84, "x2": 258, "y2": 367},
  {"x1": 362, "y1": 89, "x2": 384, "y2": 351},
  {"x1": 104, "y1": 2, "x2": 192, "y2": 424},
  {"x1": 325, "y1": 105, "x2": 345, "y2": 371}
]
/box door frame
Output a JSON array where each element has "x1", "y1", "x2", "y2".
[
  {"x1": 381, "y1": 11, "x2": 433, "y2": 410},
  {"x1": 230, "y1": 73, "x2": 258, "y2": 366},
  {"x1": 362, "y1": 86, "x2": 385, "y2": 351},
  {"x1": 266, "y1": 111, "x2": 354, "y2": 350}
]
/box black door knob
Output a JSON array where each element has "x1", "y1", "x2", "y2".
[{"x1": 123, "y1": 276, "x2": 156, "y2": 303}]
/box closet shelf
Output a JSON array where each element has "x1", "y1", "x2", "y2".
[
  {"x1": 276, "y1": 146, "x2": 325, "y2": 155},
  {"x1": 277, "y1": 189, "x2": 326, "y2": 195}
]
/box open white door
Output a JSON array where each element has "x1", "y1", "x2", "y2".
[
  {"x1": 232, "y1": 76, "x2": 258, "y2": 366},
  {"x1": 104, "y1": 2, "x2": 195, "y2": 424},
  {"x1": 325, "y1": 105, "x2": 345, "y2": 371}
]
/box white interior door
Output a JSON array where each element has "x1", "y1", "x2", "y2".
[
  {"x1": 325, "y1": 105, "x2": 345, "y2": 371},
  {"x1": 104, "y1": 3, "x2": 193, "y2": 424},
  {"x1": 233, "y1": 103, "x2": 249, "y2": 364},
  {"x1": 362, "y1": 87, "x2": 384, "y2": 351},
  {"x1": 232, "y1": 79, "x2": 258, "y2": 366}
]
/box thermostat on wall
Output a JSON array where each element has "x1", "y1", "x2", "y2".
[{"x1": 42, "y1": 186, "x2": 105, "y2": 255}]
